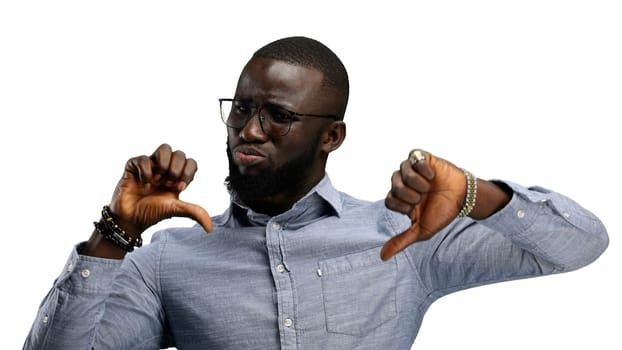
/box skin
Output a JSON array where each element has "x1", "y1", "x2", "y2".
[{"x1": 82, "y1": 57, "x2": 512, "y2": 261}]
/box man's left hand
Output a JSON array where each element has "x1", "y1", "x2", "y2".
[{"x1": 382, "y1": 150, "x2": 467, "y2": 261}]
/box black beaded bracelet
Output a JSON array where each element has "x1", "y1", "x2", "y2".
[{"x1": 93, "y1": 206, "x2": 142, "y2": 252}]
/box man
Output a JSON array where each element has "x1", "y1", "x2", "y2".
[{"x1": 24, "y1": 36, "x2": 608, "y2": 349}]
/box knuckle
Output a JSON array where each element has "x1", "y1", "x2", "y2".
[
  {"x1": 410, "y1": 192, "x2": 421, "y2": 204},
  {"x1": 172, "y1": 149, "x2": 187, "y2": 159},
  {"x1": 391, "y1": 170, "x2": 401, "y2": 181},
  {"x1": 384, "y1": 197, "x2": 397, "y2": 211}
]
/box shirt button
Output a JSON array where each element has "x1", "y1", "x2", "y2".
[
  {"x1": 272, "y1": 222, "x2": 281, "y2": 230},
  {"x1": 66, "y1": 263, "x2": 74, "y2": 272},
  {"x1": 562, "y1": 212, "x2": 570, "y2": 218},
  {"x1": 283, "y1": 318, "x2": 293, "y2": 327},
  {"x1": 517, "y1": 209, "x2": 526, "y2": 218},
  {"x1": 80, "y1": 269, "x2": 91, "y2": 278},
  {"x1": 276, "y1": 264, "x2": 286, "y2": 273},
  {"x1": 42, "y1": 314, "x2": 49, "y2": 324}
]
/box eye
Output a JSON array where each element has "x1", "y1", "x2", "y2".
[
  {"x1": 232, "y1": 101, "x2": 252, "y2": 116},
  {"x1": 268, "y1": 106, "x2": 294, "y2": 124}
]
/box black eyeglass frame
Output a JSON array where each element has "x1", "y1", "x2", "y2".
[{"x1": 219, "y1": 98, "x2": 338, "y2": 136}]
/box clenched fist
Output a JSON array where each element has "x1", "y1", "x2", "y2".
[
  {"x1": 109, "y1": 143, "x2": 212, "y2": 237},
  {"x1": 382, "y1": 150, "x2": 468, "y2": 261}
]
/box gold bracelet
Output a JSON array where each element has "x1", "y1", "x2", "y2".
[{"x1": 458, "y1": 169, "x2": 477, "y2": 218}]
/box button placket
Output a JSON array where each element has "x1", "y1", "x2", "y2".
[{"x1": 265, "y1": 219, "x2": 297, "y2": 349}]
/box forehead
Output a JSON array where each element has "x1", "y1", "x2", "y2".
[{"x1": 235, "y1": 58, "x2": 326, "y2": 109}]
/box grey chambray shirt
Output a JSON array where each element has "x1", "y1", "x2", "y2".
[{"x1": 24, "y1": 175, "x2": 608, "y2": 350}]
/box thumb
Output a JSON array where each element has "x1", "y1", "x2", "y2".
[
  {"x1": 380, "y1": 205, "x2": 423, "y2": 261},
  {"x1": 172, "y1": 200, "x2": 213, "y2": 233},
  {"x1": 380, "y1": 229, "x2": 418, "y2": 261}
]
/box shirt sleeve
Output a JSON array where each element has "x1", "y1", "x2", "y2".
[
  {"x1": 23, "y1": 235, "x2": 170, "y2": 350},
  {"x1": 22, "y1": 244, "x2": 123, "y2": 349},
  {"x1": 404, "y1": 181, "x2": 609, "y2": 298}
]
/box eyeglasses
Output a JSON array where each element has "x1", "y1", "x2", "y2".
[{"x1": 219, "y1": 98, "x2": 337, "y2": 136}]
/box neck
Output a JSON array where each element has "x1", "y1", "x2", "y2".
[{"x1": 242, "y1": 174, "x2": 324, "y2": 216}]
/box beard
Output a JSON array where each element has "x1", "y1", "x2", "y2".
[{"x1": 225, "y1": 140, "x2": 320, "y2": 204}]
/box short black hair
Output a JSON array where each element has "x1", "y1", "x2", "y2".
[{"x1": 252, "y1": 36, "x2": 349, "y2": 119}]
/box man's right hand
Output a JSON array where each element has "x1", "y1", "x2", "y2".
[{"x1": 82, "y1": 143, "x2": 212, "y2": 258}]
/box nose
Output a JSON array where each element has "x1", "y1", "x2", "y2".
[{"x1": 238, "y1": 110, "x2": 269, "y2": 142}]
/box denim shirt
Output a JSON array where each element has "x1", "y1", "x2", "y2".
[{"x1": 24, "y1": 176, "x2": 608, "y2": 349}]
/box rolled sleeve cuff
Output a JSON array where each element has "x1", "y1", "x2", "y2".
[
  {"x1": 54, "y1": 242, "x2": 124, "y2": 294},
  {"x1": 481, "y1": 180, "x2": 606, "y2": 236},
  {"x1": 477, "y1": 180, "x2": 551, "y2": 236}
]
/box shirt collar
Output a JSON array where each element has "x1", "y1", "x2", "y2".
[
  {"x1": 307, "y1": 174, "x2": 343, "y2": 216},
  {"x1": 227, "y1": 174, "x2": 343, "y2": 226}
]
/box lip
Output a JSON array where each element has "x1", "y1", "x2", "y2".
[{"x1": 233, "y1": 146, "x2": 267, "y2": 166}]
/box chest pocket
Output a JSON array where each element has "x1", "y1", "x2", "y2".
[{"x1": 318, "y1": 247, "x2": 398, "y2": 336}]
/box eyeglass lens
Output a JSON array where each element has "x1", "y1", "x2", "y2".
[{"x1": 221, "y1": 100, "x2": 292, "y2": 136}]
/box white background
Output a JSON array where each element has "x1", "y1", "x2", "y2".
[{"x1": 1, "y1": 1, "x2": 620, "y2": 349}]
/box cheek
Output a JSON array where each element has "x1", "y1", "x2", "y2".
[
  {"x1": 276, "y1": 130, "x2": 323, "y2": 160},
  {"x1": 269, "y1": 140, "x2": 306, "y2": 164},
  {"x1": 227, "y1": 129, "x2": 238, "y2": 143}
]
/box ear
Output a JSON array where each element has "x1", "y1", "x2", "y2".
[{"x1": 320, "y1": 121, "x2": 346, "y2": 154}]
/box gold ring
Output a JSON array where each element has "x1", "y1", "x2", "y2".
[{"x1": 408, "y1": 149, "x2": 426, "y2": 166}]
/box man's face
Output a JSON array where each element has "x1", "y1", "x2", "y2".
[{"x1": 225, "y1": 57, "x2": 342, "y2": 203}]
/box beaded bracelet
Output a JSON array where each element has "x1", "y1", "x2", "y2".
[
  {"x1": 458, "y1": 169, "x2": 477, "y2": 218},
  {"x1": 93, "y1": 205, "x2": 143, "y2": 252}
]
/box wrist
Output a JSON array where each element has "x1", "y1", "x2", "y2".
[
  {"x1": 81, "y1": 229, "x2": 128, "y2": 259},
  {"x1": 96, "y1": 206, "x2": 143, "y2": 252},
  {"x1": 468, "y1": 179, "x2": 512, "y2": 220},
  {"x1": 458, "y1": 169, "x2": 477, "y2": 218},
  {"x1": 107, "y1": 205, "x2": 144, "y2": 237}
]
